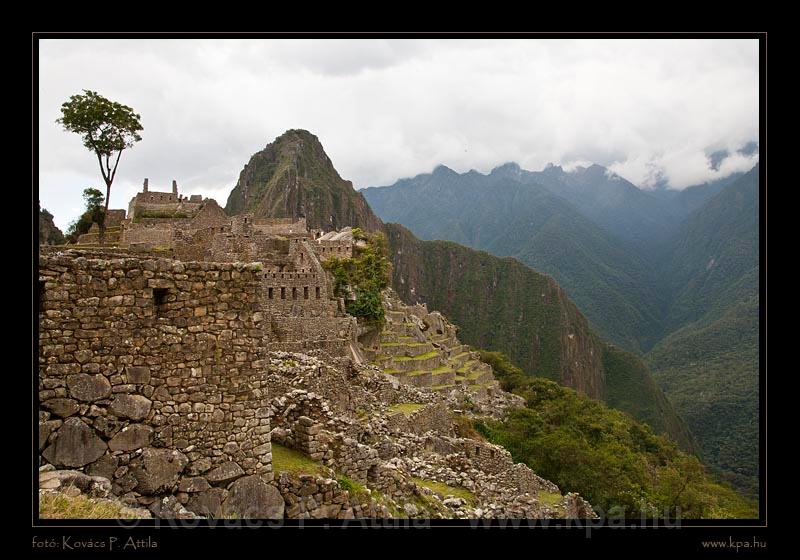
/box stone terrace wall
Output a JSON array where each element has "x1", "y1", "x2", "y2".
[{"x1": 38, "y1": 252, "x2": 276, "y2": 506}]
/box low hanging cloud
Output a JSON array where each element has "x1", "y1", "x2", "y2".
[{"x1": 38, "y1": 38, "x2": 759, "y2": 230}]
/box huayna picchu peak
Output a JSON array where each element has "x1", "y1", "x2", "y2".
[{"x1": 225, "y1": 129, "x2": 383, "y2": 233}]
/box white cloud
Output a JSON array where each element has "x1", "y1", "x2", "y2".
[{"x1": 38, "y1": 38, "x2": 759, "y2": 230}]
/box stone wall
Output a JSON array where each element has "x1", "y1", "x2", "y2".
[{"x1": 38, "y1": 252, "x2": 277, "y2": 512}]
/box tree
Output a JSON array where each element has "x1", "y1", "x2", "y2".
[
  {"x1": 65, "y1": 188, "x2": 106, "y2": 244},
  {"x1": 57, "y1": 90, "x2": 142, "y2": 243}
]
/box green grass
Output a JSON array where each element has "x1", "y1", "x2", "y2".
[
  {"x1": 388, "y1": 403, "x2": 425, "y2": 417},
  {"x1": 394, "y1": 350, "x2": 439, "y2": 362},
  {"x1": 380, "y1": 342, "x2": 429, "y2": 347},
  {"x1": 337, "y1": 476, "x2": 370, "y2": 502},
  {"x1": 271, "y1": 443, "x2": 328, "y2": 477},
  {"x1": 538, "y1": 491, "x2": 563, "y2": 507},
  {"x1": 411, "y1": 477, "x2": 475, "y2": 505},
  {"x1": 39, "y1": 492, "x2": 142, "y2": 519},
  {"x1": 432, "y1": 365, "x2": 453, "y2": 374},
  {"x1": 432, "y1": 384, "x2": 455, "y2": 391}
]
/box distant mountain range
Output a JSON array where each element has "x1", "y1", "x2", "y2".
[{"x1": 362, "y1": 160, "x2": 760, "y2": 497}]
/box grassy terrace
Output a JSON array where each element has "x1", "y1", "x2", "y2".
[
  {"x1": 411, "y1": 477, "x2": 475, "y2": 505},
  {"x1": 380, "y1": 342, "x2": 429, "y2": 347},
  {"x1": 394, "y1": 350, "x2": 439, "y2": 362},
  {"x1": 431, "y1": 365, "x2": 454, "y2": 374},
  {"x1": 271, "y1": 443, "x2": 329, "y2": 477},
  {"x1": 388, "y1": 403, "x2": 425, "y2": 417}
]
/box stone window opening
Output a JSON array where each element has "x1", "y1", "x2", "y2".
[
  {"x1": 281, "y1": 287, "x2": 286, "y2": 299},
  {"x1": 315, "y1": 287, "x2": 321, "y2": 299},
  {"x1": 304, "y1": 286, "x2": 309, "y2": 300},
  {"x1": 38, "y1": 281, "x2": 45, "y2": 313},
  {"x1": 475, "y1": 445, "x2": 480, "y2": 455},
  {"x1": 153, "y1": 288, "x2": 169, "y2": 316},
  {"x1": 268, "y1": 287, "x2": 274, "y2": 299},
  {"x1": 292, "y1": 287, "x2": 297, "y2": 300}
]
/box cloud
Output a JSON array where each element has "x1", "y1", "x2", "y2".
[{"x1": 38, "y1": 38, "x2": 759, "y2": 230}]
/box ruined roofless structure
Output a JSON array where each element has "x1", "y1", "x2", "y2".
[{"x1": 69, "y1": 179, "x2": 361, "y2": 359}]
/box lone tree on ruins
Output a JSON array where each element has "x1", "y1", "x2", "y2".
[{"x1": 57, "y1": 90, "x2": 143, "y2": 243}]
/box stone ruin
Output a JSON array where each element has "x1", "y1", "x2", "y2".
[{"x1": 38, "y1": 181, "x2": 597, "y2": 520}]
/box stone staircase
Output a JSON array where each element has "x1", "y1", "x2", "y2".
[{"x1": 364, "y1": 291, "x2": 501, "y2": 397}]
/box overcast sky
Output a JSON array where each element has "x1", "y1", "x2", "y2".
[{"x1": 38, "y1": 38, "x2": 759, "y2": 231}]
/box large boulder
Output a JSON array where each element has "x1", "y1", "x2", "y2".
[
  {"x1": 131, "y1": 448, "x2": 188, "y2": 495},
  {"x1": 42, "y1": 398, "x2": 79, "y2": 418},
  {"x1": 41, "y1": 418, "x2": 107, "y2": 468},
  {"x1": 86, "y1": 455, "x2": 119, "y2": 480},
  {"x1": 39, "y1": 420, "x2": 60, "y2": 451},
  {"x1": 39, "y1": 469, "x2": 111, "y2": 498},
  {"x1": 206, "y1": 461, "x2": 245, "y2": 486},
  {"x1": 221, "y1": 475, "x2": 284, "y2": 518},
  {"x1": 66, "y1": 374, "x2": 111, "y2": 402},
  {"x1": 109, "y1": 395, "x2": 152, "y2": 421},
  {"x1": 186, "y1": 487, "x2": 228, "y2": 518},
  {"x1": 108, "y1": 424, "x2": 153, "y2": 452}
]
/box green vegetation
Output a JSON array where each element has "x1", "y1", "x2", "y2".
[
  {"x1": 647, "y1": 284, "x2": 759, "y2": 498},
  {"x1": 364, "y1": 165, "x2": 667, "y2": 353},
  {"x1": 393, "y1": 350, "x2": 439, "y2": 361},
  {"x1": 271, "y1": 443, "x2": 329, "y2": 477},
  {"x1": 473, "y1": 360, "x2": 756, "y2": 519},
  {"x1": 376, "y1": 163, "x2": 760, "y2": 499},
  {"x1": 387, "y1": 403, "x2": 424, "y2": 417},
  {"x1": 57, "y1": 89, "x2": 142, "y2": 241},
  {"x1": 411, "y1": 477, "x2": 475, "y2": 506},
  {"x1": 324, "y1": 229, "x2": 391, "y2": 322},
  {"x1": 223, "y1": 129, "x2": 382, "y2": 232},
  {"x1": 39, "y1": 491, "x2": 141, "y2": 519},
  {"x1": 65, "y1": 188, "x2": 106, "y2": 244},
  {"x1": 646, "y1": 168, "x2": 760, "y2": 498},
  {"x1": 537, "y1": 491, "x2": 563, "y2": 507},
  {"x1": 337, "y1": 475, "x2": 370, "y2": 502}
]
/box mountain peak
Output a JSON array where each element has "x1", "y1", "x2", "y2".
[
  {"x1": 490, "y1": 162, "x2": 522, "y2": 177},
  {"x1": 432, "y1": 164, "x2": 457, "y2": 177},
  {"x1": 543, "y1": 163, "x2": 565, "y2": 175},
  {"x1": 224, "y1": 129, "x2": 382, "y2": 232}
]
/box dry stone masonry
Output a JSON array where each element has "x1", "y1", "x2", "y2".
[{"x1": 38, "y1": 193, "x2": 596, "y2": 520}]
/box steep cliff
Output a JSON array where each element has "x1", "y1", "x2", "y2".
[
  {"x1": 39, "y1": 206, "x2": 65, "y2": 246},
  {"x1": 384, "y1": 223, "x2": 695, "y2": 452},
  {"x1": 224, "y1": 129, "x2": 383, "y2": 232}
]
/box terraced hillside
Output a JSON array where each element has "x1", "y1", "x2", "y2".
[{"x1": 362, "y1": 291, "x2": 500, "y2": 399}]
